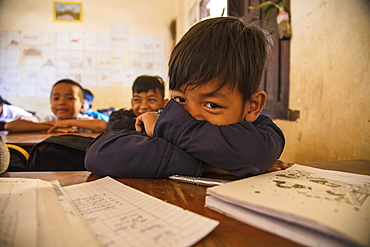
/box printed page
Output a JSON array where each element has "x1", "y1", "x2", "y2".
[
  {"x1": 0, "y1": 178, "x2": 38, "y2": 247},
  {"x1": 206, "y1": 164, "x2": 370, "y2": 247},
  {"x1": 0, "y1": 178, "x2": 101, "y2": 247},
  {"x1": 64, "y1": 176, "x2": 219, "y2": 247}
]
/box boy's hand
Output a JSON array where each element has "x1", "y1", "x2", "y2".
[
  {"x1": 265, "y1": 160, "x2": 290, "y2": 173},
  {"x1": 135, "y1": 112, "x2": 157, "y2": 137},
  {"x1": 45, "y1": 120, "x2": 78, "y2": 133}
]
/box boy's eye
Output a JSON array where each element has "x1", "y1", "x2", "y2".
[
  {"x1": 172, "y1": 96, "x2": 186, "y2": 103},
  {"x1": 205, "y1": 102, "x2": 222, "y2": 109},
  {"x1": 148, "y1": 98, "x2": 157, "y2": 102}
]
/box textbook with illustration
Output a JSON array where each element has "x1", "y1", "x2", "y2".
[
  {"x1": 205, "y1": 164, "x2": 370, "y2": 247},
  {"x1": 0, "y1": 176, "x2": 219, "y2": 247}
]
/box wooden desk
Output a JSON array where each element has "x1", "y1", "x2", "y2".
[
  {"x1": 2, "y1": 160, "x2": 369, "y2": 246},
  {"x1": 0, "y1": 131, "x2": 100, "y2": 153}
]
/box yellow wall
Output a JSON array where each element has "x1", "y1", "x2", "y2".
[
  {"x1": 0, "y1": 0, "x2": 176, "y2": 118},
  {"x1": 276, "y1": 0, "x2": 370, "y2": 162},
  {"x1": 1, "y1": 0, "x2": 369, "y2": 163}
]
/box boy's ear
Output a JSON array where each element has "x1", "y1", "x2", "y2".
[
  {"x1": 163, "y1": 98, "x2": 169, "y2": 107},
  {"x1": 244, "y1": 90, "x2": 267, "y2": 122}
]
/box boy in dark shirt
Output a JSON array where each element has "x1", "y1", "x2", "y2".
[
  {"x1": 108, "y1": 75, "x2": 168, "y2": 130},
  {"x1": 85, "y1": 17, "x2": 286, "y2": 178}
]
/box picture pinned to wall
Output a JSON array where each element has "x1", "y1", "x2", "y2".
[{"x1": 54, "y1": 2, "x2": 83, "y2": 22}]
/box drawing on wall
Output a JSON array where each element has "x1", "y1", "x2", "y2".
[{"x1": 54, "y1": 1, "x2": 83, "y2": 22}]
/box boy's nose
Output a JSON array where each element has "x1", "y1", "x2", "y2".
[{"x1": 183, "y1": 105, "x2": 205, "y2": 121}]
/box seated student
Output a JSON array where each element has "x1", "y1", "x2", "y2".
[
  {"x1": 108, "y1": 75, "x2": 168, "y2": 131},
  {"x1": 85, "y1": 17, "x2": 287, "y2": 178},
  {"x1": 0, "y1": 96, "x2": 39, "y2": 126},
  {"x1": 5, "y1": 79, "x2": 107, "y2": 133},
  {"x1": 83, "y1": 89, "x2": 110, "y2": 122}
]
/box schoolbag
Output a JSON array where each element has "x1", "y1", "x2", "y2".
[
  {"x1": 6, "y1": 144, "x2": 29, "y2": 171},
  {"x1": 27, "y1": 135, "x2": 94, "y2": 171}
]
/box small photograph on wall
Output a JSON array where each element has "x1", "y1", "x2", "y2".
[{"x1": 54, "y1": 1, "x2": 82, "y2": 22}]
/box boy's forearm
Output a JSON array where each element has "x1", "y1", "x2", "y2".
[
  {"x1": 5, "y1": 119, "x2": 50, "y2": 132},
  {"x1": 84, "y1": 129, "x2": 203, "y2": 178},
  {"x1": 69, "y1": 119, "x2": 107, "y2": 132}
]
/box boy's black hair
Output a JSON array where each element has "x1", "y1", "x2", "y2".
[
  {"x1": 52, "y1": 79, "x2": 84, "y2": 102},
  {"x1": 169, "y1": 17, "x2": 273, "y2": 102},
  {"x1": 132, "y1": 75, "x2": 165, "y2": 98},
  {"x1": 83, "y1": 89, "x2": 94, "y2": 104},
  {"x1": 0, "y1": 96, "x2": 10, "y2": 105}
]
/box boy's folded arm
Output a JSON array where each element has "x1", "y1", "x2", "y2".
[
  {"x1": 64, "y1": 119, "x2": 107, "y2": 132},
  {"x1": 154, "y1": 100, "x2": 285, "y2": 178},
  {"x1": 84, "y1": 129, "x2": 203, "y2": 178},
  {"x1": 4, "y1": 119, "x2": 51, "y2": 132}
]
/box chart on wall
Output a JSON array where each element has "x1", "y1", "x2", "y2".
[{"x1": 0, "y1": 22, "x2": 167, "y2": 97}]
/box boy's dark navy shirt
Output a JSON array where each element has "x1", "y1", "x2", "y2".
[{"x1": 85, "y1": 100, "x2": 285, "y2": 178}]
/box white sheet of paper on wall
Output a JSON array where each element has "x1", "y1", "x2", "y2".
[
  {"x1": 85, "y1": 32, "x2": 97, "y2": 50},
  {"x1": 57, "y1": 32, "x2": 70, "y2": 50},
  {"x1": 70, "y1": 32, "x2": 83, "y2": 50},
  {"x1": 97, "y1": 33, "x2": 110, "y2": 51}
]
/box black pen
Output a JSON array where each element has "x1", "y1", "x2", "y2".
[{"x1": 169, "y1": 175, "x2": 231, "y2": 187}]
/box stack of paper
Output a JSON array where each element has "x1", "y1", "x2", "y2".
[
  {"x1": 205, "y1": 164, "x2": 370, "y2": 247},
  {"x1": 0, "y1": 176, "x2": 219, "y2": 247}
]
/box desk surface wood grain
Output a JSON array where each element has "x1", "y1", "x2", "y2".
[
  {"x1": 2, "y1": 160, "x2": 369, "y2": 246},
  {"x1": 0, "y1": 131, "x2": 100, "y2": 146}
]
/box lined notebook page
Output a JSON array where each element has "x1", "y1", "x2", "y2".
[{"x1": 64, "y1": 177, "x2": 219, "y2": 247}]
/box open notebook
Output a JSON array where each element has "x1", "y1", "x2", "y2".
[
  {"x1": 0, "y1": 176, "x2": 219, "y2": 247},
  {"x1": 205, "y1": 164, "x2": 370, "y2": 247}
]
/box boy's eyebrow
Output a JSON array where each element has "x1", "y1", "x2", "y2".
[{"x1": 200, "y1": 90, "x2": 229, "y2": 100}]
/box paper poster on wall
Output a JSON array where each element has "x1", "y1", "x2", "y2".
[
  {"x1": 141, "y1": 52, "x2": 153, "y2": 70},
  {"x1": 23, "y1": 58, "x2": 41, "y2": 72},
  {"x1": 23, "y1": 31, "x2": 41, "y2": 45},
  {"x1": 70, "y1": 32, "x2": 83, "y2": 50},
  {"x1": 70, "y1": 50, "x2": 83, "y2": 68},
  {"x1": 56, "y1": 68, "x2": 71, "y2": 81},
  {"x1": 129, "y1": 36, "x2": 141, "y2": 53},
  {"x1": 97, "y1": 51, "x2": 110, "y2": 67},
  {"x1": 84, "y1": 32, "x2": 97, "y2": 50},
  {"x1": 57, "y1": 50, "x2": 70, "y2": 68},
  {"x1": 83, "y1": 68, "x2": 97, "y2": 87},
  {"x1": 37, "y1": 84, "x2": 52, "y2": 97},
  {"x1": 141, "y1": 35, "x2": 154, "y2": 53},
  {"x1": 84, "y1": 50, "x2": 97, "y2": 67},
  {"x1": 70, "y1": 68, "x2": 83, "y2": 82},
  {"x1": 154, "y1": 36, "x2": 165, "y2": 53},
  {"x1": 110, "y1": 47, "x2": 123, "y2": 64},
  {"x1": 121, "y1": 68, "x2": 136, "y2": 87},
  {"x1": 110, "y1": 22, "x2": 129, "y2": 34},
  {"x1": 110, "y1": 64, "x2": 124, "y2": 82},
  {"x1": 130, "y1": 52, "x2": 141, "y2": 68},
  {"x1": 153, "y1": 53, "x2": 166, "y2": 70},
  {"x1": 42, "y1": 49, "x2": 56, "y2": 66},
  {"x1": 42, "y1": 63, "x2": 56, "y2": 85},
  {"x1": 5, "y1": 66, "x2": 21, "y2": 83},
  {"x1": 7, "y1": 31, "x2": 20, "y2": 49},
  {"x1": 42, "y1": 32, "x2": 56, "y2": 50},
  {"x1": 97, "y1": 68, "x2": 110, "y2": 87},
  {"x1": 0, "y1": 83, "x2": 18, "y2": 97},
  {"x1": 57, "y1": 32, "x2": 70, "y2": 50},
  {"x1": 111, "y1": 33, "x2": 129, "y2": 47},
  {"x1": 22, "y1": 72, "x2": 40, "y2": 87},
  {"x1": 97, "y1": 33, "x2": 110, "y2": 51},
  {"x1": 6, "y1": 49, "x2": 21, "y2": 66},
  {"x1": 0, "y1": 31, "x2": 6, "y2": 49}
]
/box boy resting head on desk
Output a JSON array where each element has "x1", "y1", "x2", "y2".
[
  {"x1": 85, "y1": 17, "x2": 287, "y2": 178},
  {"x1": 5, "y1": 79, "x2": 107, "y2": 133},
  {"x1": 108, "y1": 75, "x2": 169, "y2": 131}
]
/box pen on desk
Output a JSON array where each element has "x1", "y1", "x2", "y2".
[{"x1": 169, "y1": 175, "x2": 231, "y2": 187}]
